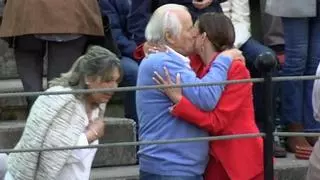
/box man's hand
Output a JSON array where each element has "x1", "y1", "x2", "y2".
[
  {"x1": 153, "y1": 67, "x2": 183, "y2": 104},
  {"x1": 192, "y1": 0, "x2": 213, "y2": 10},
  {"x1": 143, "y1": 42, "x2": 167, "y2": 57}
]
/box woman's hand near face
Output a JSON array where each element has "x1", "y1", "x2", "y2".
[
  {"x1": 153, "y1": 67, "x2": 183, "y2": 104},
  {"x1": 86, "y1": 119, "x2": 105, "y2": 143}
]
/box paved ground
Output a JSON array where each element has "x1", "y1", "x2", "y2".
[{"x1": 90, "y1": 153, "x2": 309, "y2": 180}]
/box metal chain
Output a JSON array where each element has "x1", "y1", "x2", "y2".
[
  {"x1": 0, "y1": 75, "x2": 319, "y2": 98},
  {"x1": 1, "y1": 132, "x2": 320, "y2": 154}
]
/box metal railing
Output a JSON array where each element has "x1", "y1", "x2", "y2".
[{"x1": 1, "y1": 52, "x2": 319, "y2": 179}]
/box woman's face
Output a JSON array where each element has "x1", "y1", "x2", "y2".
[
  {"x1": 193, "y1": 22, "x2": 206, "y2": 55},
  {"x1": 87, "y1": 67, "x2": 121, "y2": 105}
]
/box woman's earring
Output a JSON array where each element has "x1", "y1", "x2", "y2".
[{"x1": 201, "y1": 44, "x2": 205, "y2": 53}]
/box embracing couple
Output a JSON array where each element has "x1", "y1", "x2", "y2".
[{"x1": 135, "y1": 3, "x2": 265, "y2": 180}]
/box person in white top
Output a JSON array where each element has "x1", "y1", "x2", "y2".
[
  {"x1": 306, "y1": 64, "x2": 320, "y2": 179},
  {"x1": 4, "y1": 45, "x2": 122, "y2": 180},
  {"x1": 221, "y1": 0, "x2": 286, "y2": 157}
]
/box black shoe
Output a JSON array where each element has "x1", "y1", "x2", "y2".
[{"x1": 274, "y1": 143, "x2": 287, "y2": 158}]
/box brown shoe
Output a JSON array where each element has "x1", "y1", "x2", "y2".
[
  {"x1": 273, "y1": 143, "x2": 287, "y2": 158},
  {"x1": 295, "y1": 152, "x2": 311, "y2": 160},
  {"x1": 307, "y1": 136, "x2": 319, "y2": 146}
]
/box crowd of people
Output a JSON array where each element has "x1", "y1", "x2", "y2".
[{"x1": 0, "y1": 0, "x2": 319, "y2": 179}]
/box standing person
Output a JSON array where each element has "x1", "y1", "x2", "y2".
[
  {"x1": 4, "y1": 46, "x2": 122, "y2": 180},
  {"x1": 0, "y1": 0, "x2": 105, "y2": 111},
  {"x1": 260, "y1": 0, "x2": 285, "y2": 63},
  {"x1": 307, "y1": 64, "x2": 320, "y2": 180},
  {"x1": 266, "y1": 0, "x2": 320, "y2": 159},
  {"x1": 137, "y1": 4, "x2": 242, "y2": 179}
]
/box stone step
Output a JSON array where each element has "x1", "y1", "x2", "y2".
[
  {"x1": 0, "y1": 78, "x2": 125, "y2": 120},
  {"x1": 90, "y1": 154, "x2": 309, "y2": 180},
  {"x1": 0, "y1": 119, "x2": 309, "y2": 180},
  {"x1": 0, "y1": 118, "x2": 137, "y2": 167}
]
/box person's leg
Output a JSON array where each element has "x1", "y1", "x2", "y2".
[
  {"x1": 14, "y1": 35, "x2": 45, "y2": 110},
  {"x1": 46, "y1": 36, "x2": 87, "y2": 82},
  {"x1": 303, "y1": 9, "x2": 320, "y2": 145},
  {"x1": 240, "y1": 37, "x2": 278, "y2": 131},
  {"x1": 281, "y1": 17, "x2": 311, "y2": 153},
  {"x1": 119, "y1": 57, "x2": 139, "y2": 123},
  {"x1": 259, "y1": 0, "x2": 285, "y2": 47}
]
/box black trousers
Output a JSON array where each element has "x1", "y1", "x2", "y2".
[{"x1": 14, "y1": 35, "x2": 87, "y2": 110}]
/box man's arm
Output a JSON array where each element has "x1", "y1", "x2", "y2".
[
  {"x1": 162, "y1": 54, "x2": 232, "y2": 111},
  {"x1": 99, "y1": 0, "x2": 137, "y2": 59},
  {"x1": 170, "y1": 61, "x2": 251, "y2": 134}
]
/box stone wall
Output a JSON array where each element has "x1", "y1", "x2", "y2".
[
  {"x1": 0, "y1": 39, "x2": 125, "y2": 120},
  {"x1": 0, "y1": 118, "x2": 137, "y2": 166},
  {"x1": 0, "y1": 39, "x2": 17, "y2": 79}
]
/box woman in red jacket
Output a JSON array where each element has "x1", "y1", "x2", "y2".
[{"x1": 153, "y1": 13, "x2": 265, "y2": 180}]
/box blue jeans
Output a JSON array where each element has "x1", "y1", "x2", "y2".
[
  {"x1": 140, "y1": 171, "x2": 203, "y2": 180},
  {"x1": 240, "y1": 37, "x2": 278, "y2": 131},
  {"x1": 281, "y1": 11, "x2": 320, "y2": 131},
  {"x1": 120, "y1": 57, "x2": 139, "y2": 124}
]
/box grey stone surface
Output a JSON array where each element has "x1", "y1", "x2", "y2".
[
  {"x1": 0, "y1": 79, "x2": 125, "y2": 120},
  {"x1": 0, "y1": 118, "x2": 137, "y2": 167},
  {"x1": 90, "y1": 154, "x2": 310, "y2": 180},
  {"x1": 0, "y1": 121, "x2": 24, "y2": 149},
  {"x1": 0, "y1": 39, "x2": 48, "y2": 79},
  {"x1": 275, "y1": 153, "x2": 308, "y2": 180},
  {"x1": 90, "y1": 166, "x2": 139, "y2": 180},
  {"x1": 0, "y1": 78, "x2": 46, "y2": 120},
  {"x1": 0, "y1": 40, "x2": 17, "y2": 79},
  {"x1": 92, "y1": 118, "x2": 137, "y2": 167}
]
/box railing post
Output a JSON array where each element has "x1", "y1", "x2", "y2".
[{"x1": 255, "y1": 52, "x2": 277, "y2": 180}]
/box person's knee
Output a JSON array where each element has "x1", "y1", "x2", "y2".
[
  {"x1": 120, "y1": 57, "x2": 139, "y2": 85},
  {"x1": 246, "y1": 41, "x2": 275, "y2": 60}
]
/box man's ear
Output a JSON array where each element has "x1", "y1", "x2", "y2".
[{"x1": 165, "y1": 31, "x2": 176, "y2": 45}]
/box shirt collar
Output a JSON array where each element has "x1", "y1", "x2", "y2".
[{"x1": 166, "y1": 46, "x2": 191, "y2": 65}]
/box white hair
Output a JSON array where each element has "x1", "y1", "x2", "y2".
[{"x1": 145, "y1": 4, "x2": 188, "y2": 45}]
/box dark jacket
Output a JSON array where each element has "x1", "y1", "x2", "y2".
[
  {"x1": 100, "y1": 0, "x2": 137, "y2": 59},
  {"x1": 128, "y1": 0, "x2": 226, "y2": 45}
]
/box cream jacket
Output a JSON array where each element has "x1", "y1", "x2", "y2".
[{"x1": 221, "y1": 0, "x2": 251, "y2": 48}]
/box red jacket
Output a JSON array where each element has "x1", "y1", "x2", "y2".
[
  {"x1": 134, "y1": 45, "x2": 264, "y2": 179},
  {"x1": 171, "y1": 55, "x2": 264, "y2": 180}
]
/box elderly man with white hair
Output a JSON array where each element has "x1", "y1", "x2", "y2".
[{"x1": 136, "y1": 4, "x2": 242, "y2": 180}]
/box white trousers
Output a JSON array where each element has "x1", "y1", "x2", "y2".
[{"x1": 307, "y1": 138, "x2": 320, "y2": 180}]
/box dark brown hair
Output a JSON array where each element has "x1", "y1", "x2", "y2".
[{"x1": 197, "y1": 12, "x2": 235, "y2": 52}]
